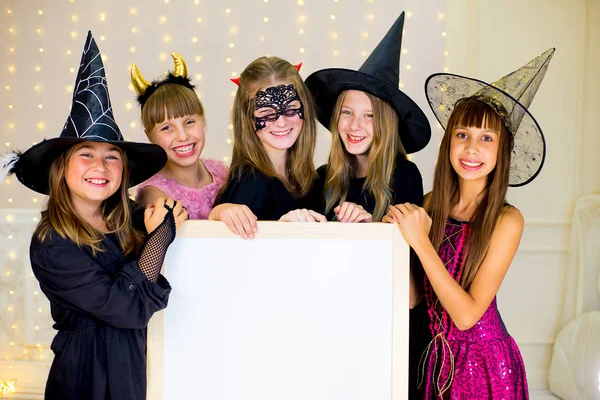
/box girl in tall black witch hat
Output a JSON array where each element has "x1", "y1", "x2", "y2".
[
  {"x1": 305, "y1": 11, "x2": 432, "y2": 399},
  {"x1": 0, "y1": 32, "x2": 187, "y2": 400},
  {"x1": 305, "y1": 11, "x2": 431, "y2": 224}
]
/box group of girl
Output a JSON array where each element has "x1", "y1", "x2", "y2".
[{"x1": 0, "y1": 8, "x2": 554, "y2": 399}]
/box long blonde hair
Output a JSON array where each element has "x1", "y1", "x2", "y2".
[
  {"x1": 426, "y1": 97, "x2": 513, "y2": 290},
  {"x1": 34, "y1": 144, "x2": 144, "y2": 256},
  {"x1": 324, "y1": 90, "x2": 406, "y2": 221},
  {"x1": 220, "y1": 56, "x2": 317, "y2": 199}
]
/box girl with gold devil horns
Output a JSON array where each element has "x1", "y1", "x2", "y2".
[{"x1": 131, "y1": 53, "x2": 232, "y2": 225}]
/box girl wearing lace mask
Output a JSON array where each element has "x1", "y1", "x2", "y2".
[
  {"x1": 211, "y1": 56, "x2": 325, "y2": 233},
  {"x1": 0, "y1": 32, "x2": 187, "y2": 400},
  {"x1": 386, "y1": 48, "x2": 555, "y2": 399}
]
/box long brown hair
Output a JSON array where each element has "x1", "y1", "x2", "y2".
[
  {"x1": 219, "y1": 56, "x2": 317, "y2": 199},
  {"x1": 34, "y1": 143, "x2": 144, "y2": 256},
  {"x1": 426, "y1": 97, "x2": 513, "y2": 290},
  {"x1": 324, "y1": 90, "x2": 407, "y2": 221},
  {"x1": 141, "y1": 83, "x2": 206, "y2": 133}
]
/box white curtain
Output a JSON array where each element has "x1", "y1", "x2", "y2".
[
  {"x1": 559, "y1": 194, "x2": 600, "y2": 328},
  {"x1": 549, "y1": 195, "x2": 600, "y2": 400}
]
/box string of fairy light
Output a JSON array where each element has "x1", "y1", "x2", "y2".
[
  {"x1": 223, "y1": 6, "x2": 235, "y2": 164},
  {"x1": 5, "y1": 2, "x2": 15, "y2": 191},
  {"x1": 3, "y1": 2, "x2": 16, "y2": 386},
  {"x1": 3, "y1": 3, "x2": 50, "y2": 370}
]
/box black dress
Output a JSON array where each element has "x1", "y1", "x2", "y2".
[
  {"x1": 313, "y1": 157, "x2": 431, "y2": 399},
  {"x1": 314, "y1": 157, "x2": 424, "y2": 219},
  {"x1": 216, "y1": 167, "x2": 311, "y2": 220},
  {"x1": 29, "y1": 221, "x2": 171, "y2": 399}
]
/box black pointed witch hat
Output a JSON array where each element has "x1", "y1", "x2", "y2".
[
  {"x1": 305, "y1": 11, "x2": 431, "y2": 154},
  {"x1": 4, "y1": 31, "x2": 166, "y2": 195}
]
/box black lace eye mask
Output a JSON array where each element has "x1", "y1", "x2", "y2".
[{"x1": 252, "y1": 84, "x2": 305, "y2": 132}]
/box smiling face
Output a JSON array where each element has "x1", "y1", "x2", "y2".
[
  {"x1": 252, "y1": 82, "x2": 304, "y2": 153},
  {"x1": 65, "y1": 141, "x2": 123, "y2": 211},
  {"x1": 147, "y1": 113, "x2": 205, "y2": 169},
  {"x1": 336, "y1": 90, "x2": 375, "y2": 157},
  {"x1": 449, "y1": 123, "x2": 500, "y2": 184}
]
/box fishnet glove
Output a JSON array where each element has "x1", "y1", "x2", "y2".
[{"x1": 138, "y1": 207, "x2": 176, "y2": 283}]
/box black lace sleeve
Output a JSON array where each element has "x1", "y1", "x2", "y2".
[{"x1": 138, "y1": 208, "x2": 176, "y2": 283}]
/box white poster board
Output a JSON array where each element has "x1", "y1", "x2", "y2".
[{"x1": 147, "y1": 221, "x2": 409, "y2": 400}]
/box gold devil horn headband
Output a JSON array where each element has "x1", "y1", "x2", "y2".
[
  {"x1": 132, "y1": 52, "x2": 195, "y2": 107},
  {"x1": 171, "y1": 52, "x2": 188, "y2": 79},
  {"x1": 131, "y1": 52, "x2": 189, "y2": 97},
  {"x1": 130, "y1": 64, "x2": 150, "y2": 96}
]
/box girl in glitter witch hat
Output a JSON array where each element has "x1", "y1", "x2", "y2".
[
  {"x1": 131, "y1": 53, "x2": 230, "y2": 223},
  {"x1": 386, "y1": 48, "x2": 555, "y2": 399},
  {"x1": 0, "y1": 32, "x2": 187, "y2": 400},
  {"x1": 212, "y1": 56, "x2": 325, "y2": 229}
]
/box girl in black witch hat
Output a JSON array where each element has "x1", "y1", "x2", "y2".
[
  {"x1": 305, "y1": 11, "x2": 431, "y2": 224},
  {"x1": 0, "y1": 32, "x2": 187, "y2": 400},
  {"x1": 305, "y1": 11, "x2": 432, "y2": 399}
]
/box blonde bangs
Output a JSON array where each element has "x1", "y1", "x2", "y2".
[{"x1": 141, "y1": 84, "x2": 205, "y2": 130}]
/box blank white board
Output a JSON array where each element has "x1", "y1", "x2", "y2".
[{"x1": 147, "y1": 221, "x2": 409, "y2": 400}]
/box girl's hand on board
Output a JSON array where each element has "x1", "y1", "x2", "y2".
[
  {"x1": 209, "y1": 203, "x2": 258, "y2": 239},
  {"x1": 334, "y1": 202, "x2": 372, "y2": 223},
  {"x1": 279, "y1": 209, "x2": 327, "y2": 222},
  {"x1": 384, "y1": 203, "x2": 431, "y2": 249},
  {"x1": 144, "y1": 197, "x2": 187, "y2": 233}
]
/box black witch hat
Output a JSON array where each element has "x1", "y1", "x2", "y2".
[
  {"x1": 0, "y1": 31, "x2": 167, "y2": 195},
  {"x1": 304, "y1": 11, "x2": 431, "y2": 154}
]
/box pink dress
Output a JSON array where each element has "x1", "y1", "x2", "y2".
[
  {"x1": 136, "y1": 159, "x2": 228, "y2": 220},
  {"x1": 422, "y1": 218, "x2": 529, "y2": 399}
]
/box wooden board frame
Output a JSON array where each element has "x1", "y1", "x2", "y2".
[{"x1": 147, "y1": 221, "x2": 409, "y2": 400}]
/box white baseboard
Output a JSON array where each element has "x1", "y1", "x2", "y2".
[{"x1": 531, "y1": 389, "x2": 560, "y2": 399}]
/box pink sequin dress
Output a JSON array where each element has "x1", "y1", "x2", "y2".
[
  {"x1": 136, "y1": 159, "x2": 228, "y2": 220},
  {"x1": 422, "y1": 218, "x2": 529, "y2": 399}
]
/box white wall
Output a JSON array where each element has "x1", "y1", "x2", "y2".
[{"x1": 445, "y1": 0, "x2": 600, "y2": 397}]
